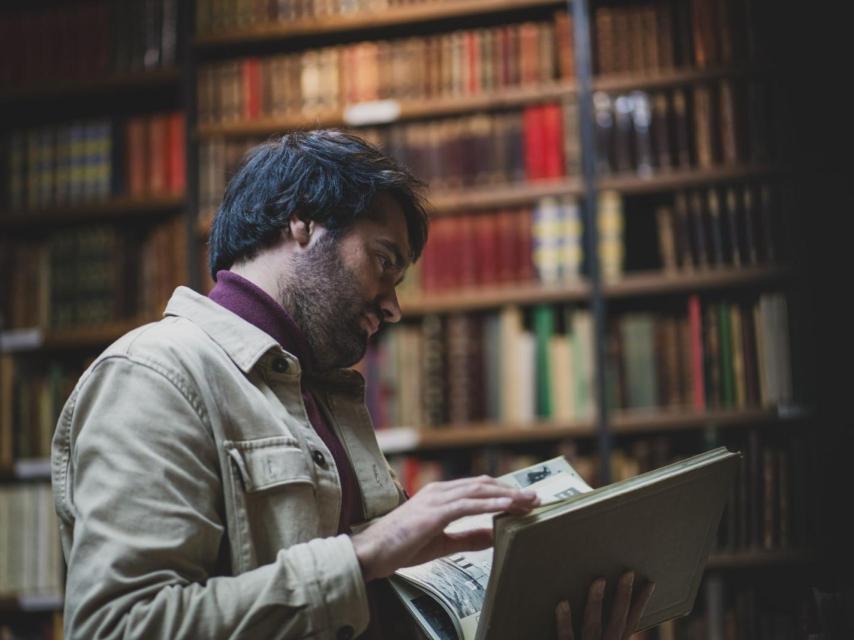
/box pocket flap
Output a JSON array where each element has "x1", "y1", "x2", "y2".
[{"x1": 224, "y1": 437, "x2": 313, "y2": 492}]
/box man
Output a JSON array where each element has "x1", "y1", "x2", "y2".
[{"x1": 52, "y1": 130, "x2": 650, "y2": 639}]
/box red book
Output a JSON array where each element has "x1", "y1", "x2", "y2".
[
  {"x1": 688, "y1": 294, "x2": 706, "y2": 410},
  {"x1": 146, "y1": 114, "x2": 168, "y2": 195},
  {"x1": 497, "y1": 209, "x2": 518, "y2": 283},
  {"x1": 523, "y1": 105, "x2": 546, "y2": 180},
  {"x1": 517, "y1": 207, "x2": 535, "y2": 282},
  {"x1": 125, "y1": 117, "x2": 148, "y2": 197},
  {"x1": 474, "y1": 213, "x2": 499, "y2": 285},
  {"x1": 466, "y1": 31, "x2": 480, "y2": 94},
  {"x1": 542, "y1": 103, "x2": 566, "y2": 178},
  {"x1": 166, "y1": 113, "x2": 186, "y2": 195},
  {"x1": 458, "y1": 214, "x2": 477, "y2": 288},
  {"x1": 242, "y1": 58, "x2": 262, "y2": 120}
]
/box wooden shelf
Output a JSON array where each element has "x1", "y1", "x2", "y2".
[
  {"x1": 378, "y1": 406, "x2": 808, "y2": 453},
  {"x1": 431, "y1": 179, "x2": 583, "y2": 213},
  {"x1": 0, "y1": 459, "x2": 51, "y2": 482},
  {"x1": 609, "y1": 406, "x2": 809, "y2": 435},
  {"x1": 195, "y1": 0, "x2": 563, "y2": 48},
  {"x1": 377, "y1": 420, "x2": 597, "y2": 453},
  {"x1": 0, "y1": 195, "x2": 185, "y2": 229},
  {"x1": 0, "y1": 594, "x2": 63, "y2": 613},
  {"x1": 604, "y1": 265, "x2": 790, "y2": 298},
  {"x1": 598, "y1": 165, "x2": 781, "y2": 194},
  {"x1": 401, "y1": 281, "x2": 590, "y2": 314},
  {"x1": 399, "y1": 266, "x2": 789, "y2": 315},
  {"x1": 0, "y1": 319, "x2": 151, "y2": 354},
  {"x1": 0, "y1": 68, "x2": 180, "y2": 105},
  {"x1": 198, "y1": 82, "x2": 576, "y2": 138},
  {"x1": 706, "y1": 549, "x2": 812, "y2": 570},
  {"x1": 592, "y1": 65, "x2": 771, "y2": 93}
]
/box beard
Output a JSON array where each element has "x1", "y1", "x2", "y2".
[{"x1": 278, "y1": 235, "x2": 380, "y2": 372}]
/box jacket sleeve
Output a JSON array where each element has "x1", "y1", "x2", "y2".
[{"x1": 56, "y1": 355, "x2": 369, "y2": 640}]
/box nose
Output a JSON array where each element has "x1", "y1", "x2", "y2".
[{"x1": 379, "y1": 288, "x2": 402, "y2": 324}]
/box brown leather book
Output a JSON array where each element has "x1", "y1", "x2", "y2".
[
  {"x1": 554, "y1": 10, "x2": 575, "y2": 80},
  {"x1": 594, "y1": 7, "x2": 614, "y2": 75}
]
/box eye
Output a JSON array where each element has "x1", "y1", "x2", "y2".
[{"x1": 377, "y1": 253, "x2": 392, "y2": 270}]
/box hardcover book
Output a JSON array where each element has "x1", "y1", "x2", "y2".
[{"x1": 391, "y1": 448, "x2": 740, "y2": 640}]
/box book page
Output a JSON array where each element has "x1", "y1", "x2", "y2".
[{"x1": 392, "y1": 456, "x2": 593, "y2": 640}]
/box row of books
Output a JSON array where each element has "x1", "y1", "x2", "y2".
[
  {"x1": 199, "y1": 101, "x2": 579, "y2": 221},
  {"x1": 197, "y1": 12, "x2": 574, "y2": 123},
  {"x1": 3, "y1": 113, "x2": 186, "y2": 212},
  {"x1": 0, "y1": 483, "x2": 63, "y2": 598},
  {"x1": 0, "y1": 0, "x2": 179, "y2": 88},
  {"x1": 593, "y1": 0, "x2": 771, "y2": 76},
  {"x1": 656, "y1": 183, "x2": 785, "y2": 273},
  {"x1": 364, "y1": 306, "x2": 597, "y2": 429},
  {"x1": 0, "y1": 358, "x2": 81, "y2": 467},
  {"x1": 365, "y1": 290, "x2": 793, "y2": 430},
  {"x1": 2, "y1": 218, "x2": 187, "y2": 331},
  {"x1": 593, "y1": 78, "x2": 781, "y2": 177},
  {"x1": 605, "y1": 293, "x2": 793, "y2": 412},
  {"x1": 651, "y1": 577, "x2": 815, "y2": 640},
  {"x1": 411, "y1": 193, "x2": 624, "y2": 294}
]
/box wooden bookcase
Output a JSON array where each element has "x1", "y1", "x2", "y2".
[{"x1": 2, "y1": 0, "x2": 848, "y2": 637}]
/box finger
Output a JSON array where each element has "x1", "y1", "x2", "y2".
[
  {"x1": 439, "y1": 496, "x2": 536, "y2": 523},
  {"x1": 622, "y1": 581, "x2": 655, "y2": 640},
  {"x1": 555, "y1": 601, "x2": 574, "y2": 640},
  {"x1": 441, "y1": 480, "x2": 539, "y2": 506},
  {"x1": 604, "y1": 572, "x2": 633, "y2": 640},
  {"x1": 581, "y1": 578, "x2": 605, "y2": 640},
  {"x1": 423, "y1": 475, "x2": 503, "y2": 493}
]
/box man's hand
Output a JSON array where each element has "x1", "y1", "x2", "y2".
[
  {"x1": 555, "y1": 571, "x2": 655, "y2": 640},
  {"x1": 351, "y1": 475, "x2": 540, "y2": 581}
]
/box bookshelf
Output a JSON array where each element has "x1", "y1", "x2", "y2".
[
  {"x1": 0, "y1": 3, "x2": 190, "y2": 634},
  {"x1": 1, "y1": 0, "x2": 844, "y2": 637}
]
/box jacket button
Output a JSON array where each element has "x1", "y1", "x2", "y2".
[
  {"x1": 272, "y1": 358, "x2": 289, "y2": 373},
  {"x1": 312, "y1": 450, "x2": 327, "y2": 468},
  {"x1": 336, "y1": 626, "x2": 354, "y2": 640}
]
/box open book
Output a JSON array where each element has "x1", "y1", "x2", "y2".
[{"x1": 390, "y1": 447, "x2": 740, "y2": 640}]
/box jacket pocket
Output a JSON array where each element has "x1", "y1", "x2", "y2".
[{"x1": 224, "y1": 436, "x2": 313, "y2": 492}]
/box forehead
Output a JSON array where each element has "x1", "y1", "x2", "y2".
[{"x1": 353, "y1": 192, "x2": 412, "y2": 260}]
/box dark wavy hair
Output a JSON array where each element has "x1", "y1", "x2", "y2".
[{"x1": 208, "y1": 129, "x2": 429, "y2": 281}]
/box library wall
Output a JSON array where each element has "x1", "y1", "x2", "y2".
[{"x1": 2, "y1": 0, "x2": 851, "y2": 638}]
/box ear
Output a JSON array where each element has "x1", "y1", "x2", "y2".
[{"x1": 287, "y1": 216, "x2": 313, "y2": 247}]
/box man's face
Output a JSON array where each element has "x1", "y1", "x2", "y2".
[{"x1": 280, "y1": 193, "x2": 412, "y2": 371}]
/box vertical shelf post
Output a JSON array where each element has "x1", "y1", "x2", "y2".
[{"x1": 571, "y1": 0, "x2": 612, "y2": 484}]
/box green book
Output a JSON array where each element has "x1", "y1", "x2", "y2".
[
  {"x1": 718, "y1": 303, "x2": 735, "y2": 407},
  {"x1": 532, "y1": 305, "x2": 554, "y2": 419},
  {"x1": 621, "y1": 314, "x2": 658, "y2": 409}
]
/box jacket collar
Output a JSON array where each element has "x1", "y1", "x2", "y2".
[
  {"x1": 163, "y1": 286, "x2": 366, "y2": 397},
  {"x1": 164, "y1": 286, "x2": 281, "y2": 374}
]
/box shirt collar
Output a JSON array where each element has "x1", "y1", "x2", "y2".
[{"x1": 208, "y1": 270, "x2": 319, "y2": 372}]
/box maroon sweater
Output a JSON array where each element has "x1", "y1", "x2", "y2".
[{"x1": 209, "y1": 270, "x2": 363, "y2": 533}]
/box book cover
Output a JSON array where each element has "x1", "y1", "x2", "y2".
[{"x1": 478, "y1": 448, "x2": 740, "y2": 639}]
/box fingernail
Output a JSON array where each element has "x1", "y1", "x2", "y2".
[
  {"x1": 596, "y1": 579, "x2": 606, "y2": 596},
  {"x1": 521, "y1": 489, "x2": 537, "y2": 499},
  {"x1": 623, "y1": 571, "x2": 635, "y2": 587}
]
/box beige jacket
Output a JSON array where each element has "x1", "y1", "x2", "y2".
[{"x1": 51, "y1": 286, "x2": 405, "y2": 640}]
